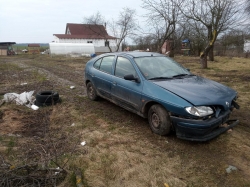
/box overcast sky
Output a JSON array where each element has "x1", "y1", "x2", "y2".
[{"x1": 0, "y1": 0, "x2": 145, "y2": 43}]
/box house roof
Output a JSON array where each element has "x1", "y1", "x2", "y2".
[
  {"x1": 54, "y1": 34, "x2": 117, "y2": 40},
  {"x1": 53, "y1": 23, "x2": 117, "y2": 40},
  {"x1": 0, "y1": 42, "x2": 16, "y2": 46}
]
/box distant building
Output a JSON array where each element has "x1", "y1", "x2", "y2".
[
  {"x1": 28, "y1": 44, "x2": 40, "y2": 54},
  {"x1": 181, "y1": 39, "x2": 191, "y2": 56},
  {"x1": 0, "y1": 42, "x2": 16, "y2": 56},
  {"x1": 53, "y1": 23, "x2": 121, "y2": 53},
  {"x1": 244, "y1": 40, "x2": 250, "y2": 52}
]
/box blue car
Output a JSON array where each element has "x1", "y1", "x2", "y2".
[{"x1": 84, "y1": 52, "x2": 239, "y2": 141}]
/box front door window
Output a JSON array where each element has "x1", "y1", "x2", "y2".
[{"x1": 115, "y1": 57, "x2": 136, "y2": 78}]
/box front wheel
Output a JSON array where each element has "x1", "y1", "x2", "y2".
[
  {"x1": 87, "y1": 82, "x2": 98, "y2": 101},
  {"x1": 148, "y1": 104, "x2": 171, "y2": 135}
]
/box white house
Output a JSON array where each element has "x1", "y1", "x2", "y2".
[
  {"x1": 53, "y1": 23, "x2": 120, "y2": 52},
  {"x1": 244, "y1": 40, "x2": 250, "y2": 52}
]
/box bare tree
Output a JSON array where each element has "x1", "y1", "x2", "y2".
[
  {"x1": 220, "y1": 29, "x2": 245, "y2": 55},
  {"x1": 180, "y1": 0, "x2": 244, "y2": 68},
  {"x1": 141, "y1": 0, "x2": 183, "y2": 55},
  {"x1": 110, "y1": 8, "x2": 137, "y2": 51},
  {"x1": 245, "y1": 0, "x2": 250, "y2": 14},
  {"x1": 84, "y1": 9, "x2": 137, "y2": 52},
  {"x1": 133, "y1": 34, "x2": 156, "y2": 51},
  {"x1": 83, "y1": 11, "x2": 105, "y2": 25},
  {"x1": 243, "y1": 0, "x2": 250, "y2": 32},
  {"x1": 181, "y1": 19, "x2": 207, "y2": 56}
]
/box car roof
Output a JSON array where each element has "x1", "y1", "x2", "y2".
[{"x1": 102, "y1": 51, "x2": 165, "y2": 58}]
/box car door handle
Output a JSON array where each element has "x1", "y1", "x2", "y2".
[
  {"x1": 90, "y1": 73, "x2": 95, "y2": 77},
  {"x1": 112, "y1": 81, "x2": 117, "y2": 86}
]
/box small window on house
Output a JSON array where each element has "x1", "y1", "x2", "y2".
[
  {"x1": 87, "y1": 41, "x2": 93, "y2": 43},
  {"x1": 105, "y1": 41, "x2": 109, "y2": 47}
]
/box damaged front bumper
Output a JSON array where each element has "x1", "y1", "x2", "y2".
[{"x1": 171, "y1": 110, "x2": 239, "y2": 141}]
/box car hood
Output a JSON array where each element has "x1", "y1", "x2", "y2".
[{"x1": 153, "y1": 75, "x2": 237, "y2": 108}]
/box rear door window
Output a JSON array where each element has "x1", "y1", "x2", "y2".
[
  {"x1": 93, "y1": 58, "x2": 102, "y2": 69},
  {"x1": 99, "y1": 56, "x2": 114, "y2": 74}
]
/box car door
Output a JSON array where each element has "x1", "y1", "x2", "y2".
[
  {"x1": 91, "y1": 55, "x2": 115, "y2": 99},
  {"x1": 111, "y1": 56, "x2": 143, "y2": 112}
]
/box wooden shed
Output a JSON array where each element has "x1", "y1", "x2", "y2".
[
  {"x1": 0, "y1": 42, "x2": 16, "y2": 56},
  {"x1": 28, "y1": 44, "x2": 40, "y2": 54},
  {"x1": 181, "y1": 39, "x2": 191, "y2": 56}
]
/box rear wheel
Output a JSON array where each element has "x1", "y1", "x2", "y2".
[
  {"x1": 87, "y1": 82, "x2": 98, "y2": 101},
  {"x1": 148, "y1": 104, "x2": 171, "y2": 135}
]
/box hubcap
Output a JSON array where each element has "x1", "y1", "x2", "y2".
[{"x1": 152, "y1": 113, "x2": 160, "y2": 128}]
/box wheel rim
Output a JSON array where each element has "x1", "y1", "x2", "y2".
[
  {"x1": 88, "y1": 85, "x2": 94, "y2": 98},
  {"x1": 151, "y1": 112, "x2": 161, "y2": 128}
]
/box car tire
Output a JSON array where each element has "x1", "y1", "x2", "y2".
[
  {"x1": 87, "y1": 82, "x2": 98, "y2": 101},
  {"x1": 148, "y1": 104, "x2": 171, "y2": 135},
  {"x1": 35, "y1": 100, "x2": 52, "y2": 107},
  {"x1": 36, "y1": 91, "x2": 59, "y2": 103}
]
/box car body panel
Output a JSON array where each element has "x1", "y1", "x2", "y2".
[
  {"x1": 153, "y1": 75, "x2": 236, "y2": 110},
  {"x1": 111, "y1": 76, "x2": 141, "y2": 110},
  {"x1": 140, "y1": 80, "x2": 193, "y2": 115},
  {"x1": 92, "y1": 71, "x2": 113, "y2": 99}
]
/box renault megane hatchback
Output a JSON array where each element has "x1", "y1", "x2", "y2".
[{"x1": 84, "y1": 52, "x2": 239, "y2": 141}]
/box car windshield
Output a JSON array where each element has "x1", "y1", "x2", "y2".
[{"x1": 134, "y1": 56, "x2": 191, "y2": 80}]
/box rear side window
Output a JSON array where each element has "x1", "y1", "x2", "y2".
[
  {"x1": 99, "y1": 56, "x2": 114, "y2": 74},
  {"x1": 115, "y1": 57, "x2": 136, "y2": 78},
  {"x1": 94, "y1": 58, "x2": 102, "y2": 69}
]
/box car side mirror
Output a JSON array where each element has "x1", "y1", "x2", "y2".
[
  {"x1": 186, "y1": 68, "x2": 190, "y2": 71},
  {"x1": 124, "y1": 74, "x2": 140, "y2": 83}
]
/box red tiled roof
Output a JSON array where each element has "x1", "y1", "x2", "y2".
[
  {"x1": 53, "y1": 23, "x2": 117, "y2": 40},
  {"x1": 66, "y1": 23, "x2": 108, "y2": 35},
  {"x1": 54, "y1": 34, "x2": 117, "y2": 40}
]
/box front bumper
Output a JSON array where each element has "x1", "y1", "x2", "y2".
[{"x1": 171, "y1": 110, "x2": 239, "y2": 141}]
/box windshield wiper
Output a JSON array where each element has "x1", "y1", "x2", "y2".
[
  {"x1": 148, "y1": 77, "x2": 172, "y2": 80},
  {"x1": 172, "y1": 74, "x2": 195, "y2": 78}
]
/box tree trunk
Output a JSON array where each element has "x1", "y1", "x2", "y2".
[
  {"x1": 158, "y1": 48, "x2": 162, "y2": 53},
  {"x1": 168, "y1": 40, "x2": 174, "y2": 57},
  {"x1": 200, "y1": 46, "x2": 210, "y2": 68},
  {"x1": 209, "y1": 45, "x2": 214, "y2": 61},
  {"x1": 199, "y1": 27, "x2": 217, "y2": 67},
  {"x1": 200, "y1": 54, "x2": 208, "y2": 68},
  {"x1": 157, "y1": 43, "x2": 162, "y2": 53},
  {"x1": 198, "y1": 49, "x2": 201, "y2": 56},
  {"x1": 168, "y1": 49, "x2": 174, "y2": 58},
  {"x1": 200, "y1": 40, "x2": 214, "y2": 68},
  {"x1": 169, "y1": 50, "x2": 175, "y2": 57}
]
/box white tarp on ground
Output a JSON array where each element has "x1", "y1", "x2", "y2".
[
  {"x1": 2, "y1": 91, "x2": 37, "y2": 109},
  {"x1": 49, "y1": 43, "x2": 95, "y2": 55}
]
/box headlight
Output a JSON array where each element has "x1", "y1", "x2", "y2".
[{"x1": 185, "y1": 106, "x2": 213, "y2": 117}]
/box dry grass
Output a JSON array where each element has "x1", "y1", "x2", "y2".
[{"x1": 0, "y1": 54, "x2": 250, "y2": 187}]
